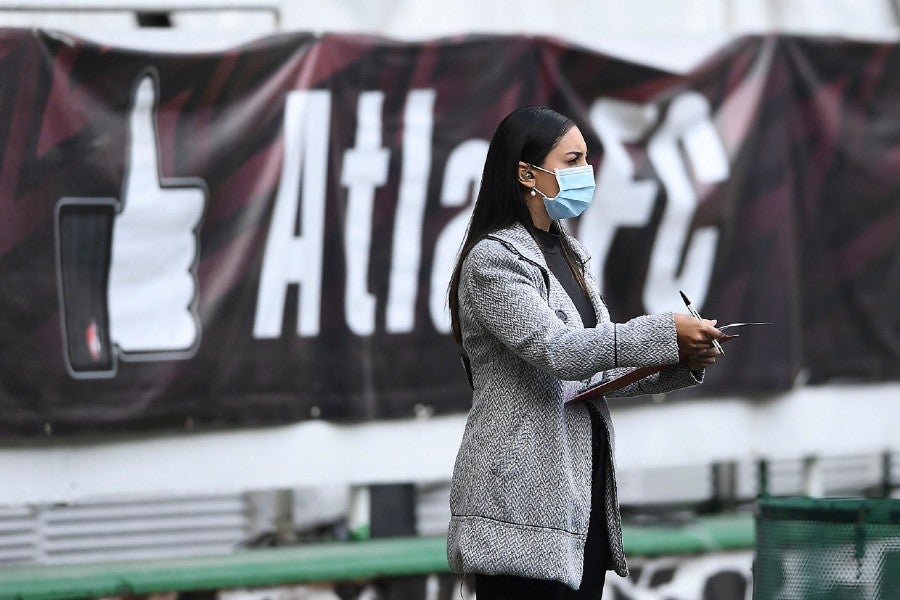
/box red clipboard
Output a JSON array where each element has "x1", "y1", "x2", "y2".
[{"x1": 570, "y1": 365, "x2": 667, "y2": 402}]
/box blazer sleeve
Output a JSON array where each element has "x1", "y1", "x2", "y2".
[
  {"x1": 597, "y1": 365, "x2": 704, "y2": 398},
  {"x1": 460, "y1": 239, "x2": 680, "y2": 381}
]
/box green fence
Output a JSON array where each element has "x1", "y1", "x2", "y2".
[
  {"x1": 754, "y1": 496, "x2": 900, "y2": 599},
  {"x1": 0, "y1": 514, "x2": 753, "y2": 600}
]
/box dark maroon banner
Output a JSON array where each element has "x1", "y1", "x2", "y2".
[{"x1": 0, "y1": 30, "x2": 897, "y2": 438}]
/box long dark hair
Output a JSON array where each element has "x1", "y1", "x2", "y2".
[{"x1": 448, "y1": 106, "x2": 590, "y2": 347}]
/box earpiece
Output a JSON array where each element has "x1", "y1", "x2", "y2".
[{"x1": 523, "y1": 171, "x2": 533, "y2": 179}]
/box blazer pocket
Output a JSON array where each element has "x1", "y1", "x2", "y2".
[{"x1": 490, "y1": 418, "x2": 533, "y2": 477}]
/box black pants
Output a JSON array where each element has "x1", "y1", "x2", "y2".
[{"x1": 475, "y1": 407, "x2": 611, "y2": 599}]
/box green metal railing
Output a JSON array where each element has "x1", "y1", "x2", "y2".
[{"x1": 0, "y1": 514, "x2": 753, "y2": 600}]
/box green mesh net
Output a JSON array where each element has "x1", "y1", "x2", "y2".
[{"x1": 754, "y1": 497, "x2": 900, "y2": 599}]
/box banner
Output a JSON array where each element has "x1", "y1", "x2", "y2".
[{"x1": 0, "y1": 31, "x2": 897, "y2": 437}]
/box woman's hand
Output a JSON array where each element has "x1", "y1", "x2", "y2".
[
  {"x1": 674, "y1": 313, "x2": 725, "y2": 370},
  {"x1": 679, "y1": 346, "x2": 719, "y2": 370}
]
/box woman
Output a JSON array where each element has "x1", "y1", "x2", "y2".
[{"x1": 445, "y1": 106, "x2": 724, "y2": 599}]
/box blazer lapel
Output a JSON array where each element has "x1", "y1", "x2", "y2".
[
  {"x1": 488, "y1": 221, "x2": 608, "y2": 326},
  {"x1": 487, "y1": 221, "x2": 547, "y2": 268}
]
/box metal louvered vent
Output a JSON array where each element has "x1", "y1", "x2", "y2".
[
  {"x1": 0, "y1": 506, "x2": 37, "y2": 565},
  {"x1": 0, "y1": 494, "x2": 251, "y2": 566}
]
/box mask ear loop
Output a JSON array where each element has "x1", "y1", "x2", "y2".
[
  {"x1": 528, "y1": 163, "x2": 557, "y2": 201},
  {"x1": 529, "y1": 163, "x2": 554, "y2": 175}
]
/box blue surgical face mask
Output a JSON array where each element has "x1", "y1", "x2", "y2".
[{"x1": 531, "y1": 163, "x2": 596, "y2": 220}]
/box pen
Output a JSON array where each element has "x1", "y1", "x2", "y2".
[{"x1": 679, "y1": 290, "x2": 725, "y2": 356}]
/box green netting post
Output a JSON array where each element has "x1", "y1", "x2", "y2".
[{"x1": 757, "y1": 458, "x2": 770, "y2": 498}]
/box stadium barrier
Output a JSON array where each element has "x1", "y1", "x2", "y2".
[{"x1": 0, "y1": 514, "x2": 753, "y2": 599}]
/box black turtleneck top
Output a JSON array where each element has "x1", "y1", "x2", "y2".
[
  {"x1": 532, "y1": 226, "x2": 597, "y2": 329},
  {"x1": 533, "y1": 225, "x2": 611, "y2": 555}
]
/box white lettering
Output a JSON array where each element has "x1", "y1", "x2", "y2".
[
  {"x1": 644, "y1": 92, "x2": 728, "y2": 313},
  {"x1": 429, "y1": 139, "x2": 489, "y2": 333},
  {"x1": 386, "y1": 90, "x2": 436, "y2": 333},
  {"x1": 579, "y1": 98, "x2": 659, "y2": 293},
  {"x1": 253, "y1": 91, "x2": 330, "y2": 338},
  {"x1": 249, "y1": 88, "x2": 729, "y2": 340},
  {"x1": 341, "y1": 92, "x2": 390, "y2": 336}
]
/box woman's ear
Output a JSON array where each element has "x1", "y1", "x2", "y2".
[{"x1": 517, "y1": 161, "x2": 534, "y2": 187}]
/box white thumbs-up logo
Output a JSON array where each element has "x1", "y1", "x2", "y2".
[{"x1": 55, "y1": 70, "x2": 206, "y2": 378}]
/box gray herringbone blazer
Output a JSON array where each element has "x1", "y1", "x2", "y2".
[{"x1": 446, "y1": 221, "x2": 702, "y2": 590}]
